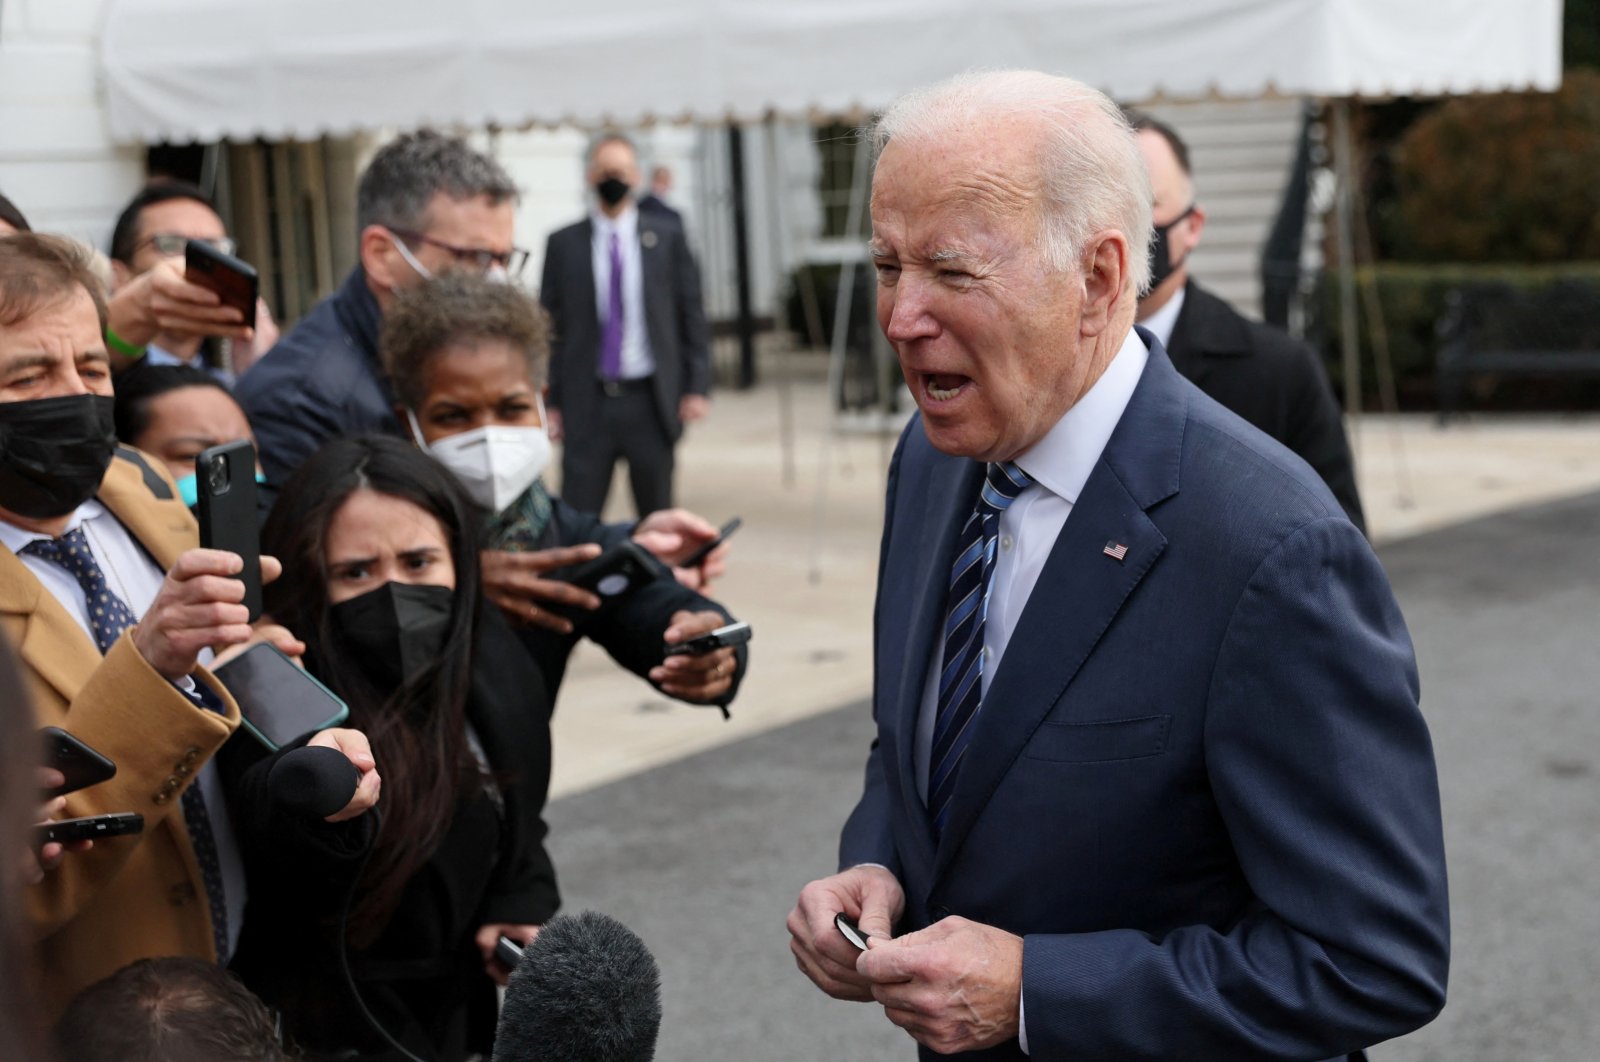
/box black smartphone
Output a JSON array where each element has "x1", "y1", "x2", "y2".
[
  {"x1": 678, "y1": 516, "x2": 742, "y2": 569},
  {"x1": 213, "y1": 643, "x2": 349, "y2": 752},
  {"x1": 664, "y1": 620, "x2": 753, "y2": 657},
  {"x1": 39, "y1": 726, "x2": 116, "y2": 797},
  {"x1": 36, "y1": 812, "x2": 144, "y2": 848},
  {"x1": 494, "y1": 935, "x2": 525, "y2": 971},
  {"x1": 195, "y1": 439, "x2": 262, "y2": 621},
  {"x1": 184, "y1": 240, "x2": 258, "y2": 326},
  {"x1": 552, "y1": 540, "x2": 666, "y2": 621},
  {"x1": 835, "y1": 913, "x2": 869, "y2": 952}
]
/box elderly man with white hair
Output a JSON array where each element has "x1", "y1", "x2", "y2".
[{"x1": 787, "y1": 71, "x2": 1448, "y2": 1061}]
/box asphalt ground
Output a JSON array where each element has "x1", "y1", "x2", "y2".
[{"x1": 544, "y1": 488, "x2": 1600, "y2": 1062}]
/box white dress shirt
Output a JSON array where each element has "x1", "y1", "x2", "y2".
[
  {"x1": 0, "y1": 501, "x2": 247, "y2": 958},
  {"x1": 590, "y1": 206, "x2": 657, "y2": 380},
  {"x1": 908, "y1": 329, "x2": 1148, "y2": 1055},
  {"x1": 1137, "y1": 284, "x2": 1186, "y2": 352}
]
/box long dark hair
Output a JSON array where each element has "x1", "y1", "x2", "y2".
[
  {"x1": 260, "y1": 435, "x2": 483, "y2": 941},
  {"x1": 0, "y1": 634, "x2": 51, "y2": 1061}
]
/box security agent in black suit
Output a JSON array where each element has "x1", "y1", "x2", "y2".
[
  {"x1": 1131, "y1": 114, "x2": 1366, "y2": 532},
  {"x1": 540, "y1": 134, "x2": 712, "y2": 518}
]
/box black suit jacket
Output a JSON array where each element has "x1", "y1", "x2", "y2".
[
  {"x1": 540, "y1": 213, "x2": 711, "y2": 442},
  {"x1": 1164, "y1": 280, "x2": 1366, "y2": 532}
]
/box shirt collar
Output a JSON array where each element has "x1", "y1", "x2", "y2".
[
  {"x1": 1013, "y1": 328, "x2": 1149, "y2": 506},
  {"x1": 591, "y1": 206, "x2": 639, "y2": 240},
  {"x1": 1137, "y1": 285, "x2": 1186, "y2": 351}
]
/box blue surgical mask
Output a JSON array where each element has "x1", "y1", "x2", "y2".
[{"x1": 177, "y1": 469, "x2": 267, "y2": 509}]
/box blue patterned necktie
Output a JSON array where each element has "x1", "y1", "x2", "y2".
[
  {"x1": 23, "y1": 526, "x2": 230, "y2": 961},
  {"x1": 928, "y1": 461, "x2": 1034, "y2": 839}
]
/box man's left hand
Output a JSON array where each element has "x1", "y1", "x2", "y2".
[
  {"x1": 678, "y1": 394, "x2": 710, "y2": 424},
  {"x1": 650, "y1": 610, "x2": 737, "y2": 703},
  {"x1": 859, "y1": 916, "x2": 1023, "y2": 1055}
]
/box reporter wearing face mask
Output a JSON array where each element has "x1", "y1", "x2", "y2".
[
  {"x1": 380, "y1": 273, "x2": 747, "y2": 707},
  {"x1": 228, "y1": 436, "x2": 554, "y2": 1060},
  {"x1": 111, "y1": 364, "x2": 269, "y2": 520}
]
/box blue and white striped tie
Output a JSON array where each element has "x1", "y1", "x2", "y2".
[{"x1": 927, "y1": 461, "x2": 1032, "y2": 839}]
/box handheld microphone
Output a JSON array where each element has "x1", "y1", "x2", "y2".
[
  {"x1": 266, "y1": 744, "x2": 360, "y2": 819},
  {"x1": 492, "y1": 911, "x2": 662, "y2": 1062}
]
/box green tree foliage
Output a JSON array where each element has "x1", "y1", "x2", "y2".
[{"x1": 1386, "y1": 70, "x2": 1600, "y2": 262}]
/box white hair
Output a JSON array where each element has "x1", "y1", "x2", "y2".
[{"x1": 872, "y1": 70, "x2": 1154, "y2": 293}]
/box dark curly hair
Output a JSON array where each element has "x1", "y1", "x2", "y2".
[{"x1": 380, "y1": 272, "x2": 550, "y2": 410}]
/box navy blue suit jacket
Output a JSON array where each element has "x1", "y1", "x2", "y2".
[{"x1": 840, "y1": 338, "x2": 1448, "y2": 1061}]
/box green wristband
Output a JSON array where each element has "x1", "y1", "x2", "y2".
[{"x1": 105, "y1": 326, "x2": 147, "y2": 359}]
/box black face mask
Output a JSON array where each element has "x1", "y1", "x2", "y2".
[
  {"x1": 1145, "y1": 204, "x2": 1197, "y2": 295},
  {"x1": 595, "y1": 176, "x2": 631, "y2": 207},
  {"x1": 0, "y1": 394, "x2": 117, "y2": 519},
  {"x1": 330, "y1": 582, "x2": 455, "y2": 690}
]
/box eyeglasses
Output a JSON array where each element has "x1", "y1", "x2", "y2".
[
  {"x1": 389, "y1": 229, "x2": 529, "y2": 277},
  {"x1": 139, "y1": 233, "x2": 237, "y2": 258}
]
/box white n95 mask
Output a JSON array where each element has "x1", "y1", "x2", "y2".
[{"x1": 408, "y1": 410, "x2": 551, "y2": 513}]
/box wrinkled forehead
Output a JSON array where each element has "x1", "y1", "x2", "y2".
[{"x1": 870, "y1": 132, "x2": 1045, "y2": 234}]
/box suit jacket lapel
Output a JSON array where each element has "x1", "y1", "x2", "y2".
[
  {"x1": 638, "y1": 217, "x2": 665, "y2": 355},
  {"x1": 892, "y1": 455, "x2": 984, "y2": 852},
  {"x1": 574, "y1": 219, "x2": 597, "y2": 337},
  {"x1": 1163, "y1": 280, "x2": 1202, "y2": 380},
  {"x1": 0, "y1": 546, "x2": 101, "y2": 705},
  {"x1": 97, "y1": 456, "x2": 194, "y2": 572},
  {"x1": 931, "y1": 346, "x2": 1188, "y2": 880}
]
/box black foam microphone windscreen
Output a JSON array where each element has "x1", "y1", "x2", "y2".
[
  {"x1": 492, "y1": 911, "x2": 663, "y2": 1062},
  {"x1": 266, "y1": 744, "x2": 360, "y2": 819}
]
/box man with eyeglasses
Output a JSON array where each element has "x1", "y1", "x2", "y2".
[
  {"x1": 106, "y1": 181, "x2": 280, "y2": 385},
  {"x1": 235, "y1": 130, "x2": 528, "y2": 491}
]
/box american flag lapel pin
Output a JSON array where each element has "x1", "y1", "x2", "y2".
[{"x1": 1102, "y1": 540, "x2": 1129, "y2": 562}]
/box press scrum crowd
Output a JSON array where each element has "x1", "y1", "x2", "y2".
[
  {"x1": 1, "y1": 130, "x2": 736, "y2": 1060},
  {"x1": 3, "y1": 69, "x2": 1452, "y2": 1062}
]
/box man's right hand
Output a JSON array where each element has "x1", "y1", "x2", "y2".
[
  {"x1": 480, "y1": 545, "x2": 604, "y2": 635},
  {"x1": 788, "y1": 864, "x2": 906, "y2": 1002},
  {"x1": 106, "y1": 258, "x2": 251, "y2": 358},
  {"x1": 132, "y1": 548, "x2": 264, "y2": 682}
]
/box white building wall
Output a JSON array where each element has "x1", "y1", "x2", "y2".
[{"x1": 0, "y1": 0, "x2": 144, "y2": 247}]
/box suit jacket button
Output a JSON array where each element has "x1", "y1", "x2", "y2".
[
  {"x1": 168, "y1": 883, "x2": 196, "y2": 906},
  {"x1": 182, "y1": 747, "x2": 201, "y2": 763},
  {"x1": 175, "y1": 763, "x2": 191, "y2": 776},
  {"x1": 153, "y1": 791, "x2": 170, "y2": 805}
]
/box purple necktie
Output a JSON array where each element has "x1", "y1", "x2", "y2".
[{"x1": 600, "y1": 231, "x2": 624, "y2": 380}]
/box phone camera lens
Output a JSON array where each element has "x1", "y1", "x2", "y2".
[{"x1": 208, "y1": 457, "x2": 229, "y2": 494}]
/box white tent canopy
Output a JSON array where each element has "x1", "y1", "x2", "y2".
[{"x1": 103, "y1": 0, "x2": 1562, "y2": 145}]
